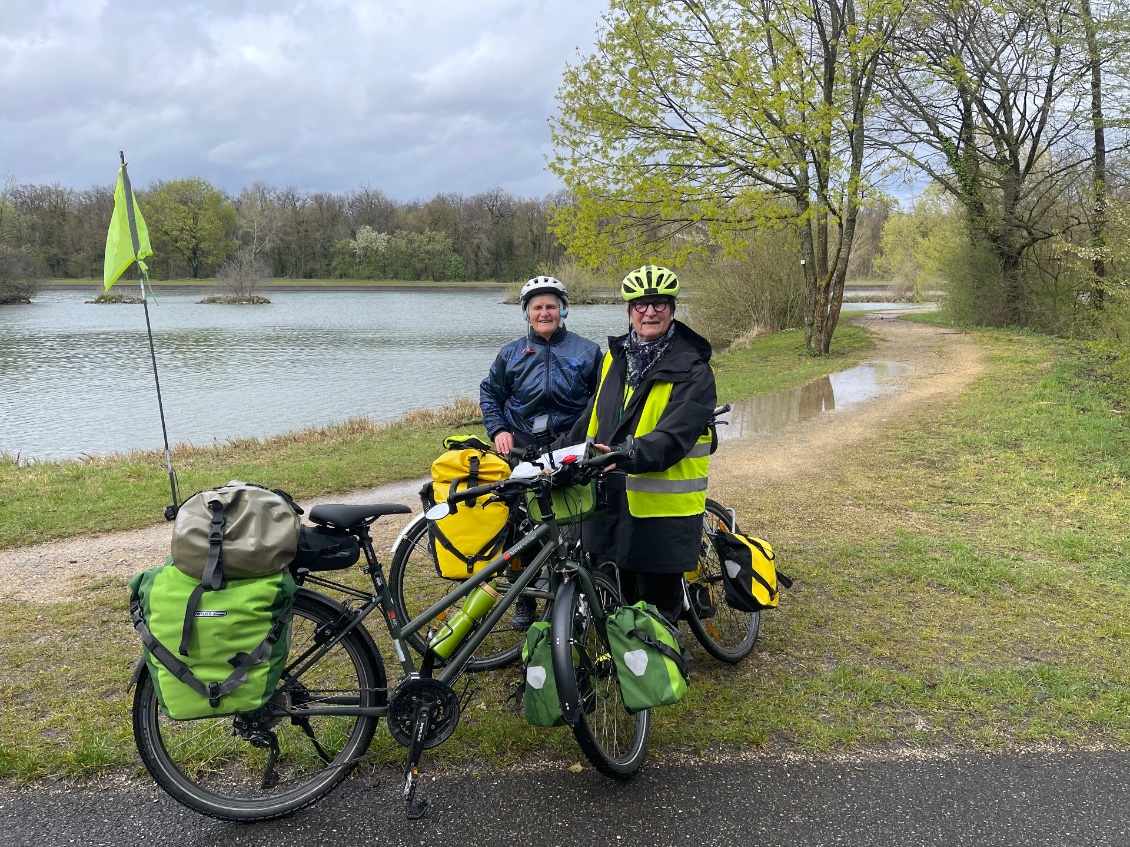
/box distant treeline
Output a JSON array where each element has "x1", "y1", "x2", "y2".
[{"x1": 0, "y1": 176, "x2": 568, "y2": 282}]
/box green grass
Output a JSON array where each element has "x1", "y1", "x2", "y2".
[
  {"x1": 714, "y1": 325, "x2": 873, "y2": 397},
  {"x1": 5, "y1": 320, "x2": 1129, "y2": 781}
]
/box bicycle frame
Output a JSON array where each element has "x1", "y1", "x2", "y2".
[{"x1": 282, "y1": 506, "x2": 593, "y2": 719}]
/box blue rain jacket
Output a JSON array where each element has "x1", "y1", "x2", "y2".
[{"x1": 480, "y1": 326, "x2": 602, "y2": 446}]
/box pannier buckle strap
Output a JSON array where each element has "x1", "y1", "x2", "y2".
[{"x1": 207, "y1": 500, "x2": 225, "y2": 545}]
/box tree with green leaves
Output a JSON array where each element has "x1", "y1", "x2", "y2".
[
  {"x1": 550, "y1": 0, "x2": 903, "y2": 354},
  {"x1": 143, "y1": 177, "x2": 237, "y2": 279}
]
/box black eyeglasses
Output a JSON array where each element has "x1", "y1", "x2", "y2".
[{"x1": 631, "y1": 299, "x2": 671, "y2": 314}]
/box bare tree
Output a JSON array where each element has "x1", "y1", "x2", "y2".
[
  {"x1": 234, "y1": 182, "x2": 281, "y2": 261},
  {"x1": 878, "y1": 0, "x2": 1119, "y2": 325},
  {"x1": 214, "y1": 247, "x2": 269, "y2": 300},
  {"x1": 0, "y1": 247, "x2": 46, "y2": 304}
]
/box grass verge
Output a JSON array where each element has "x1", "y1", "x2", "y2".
[{"x1": 16, "y1": 321, "x2": 1129, "y2": 779}]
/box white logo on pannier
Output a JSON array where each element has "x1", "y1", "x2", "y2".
[
  {"x1": 623, "y1": 649, "x2": 649, "y2": 677},
  {"x1": 193, "y1": 610, "x2": 229, "y2": 618}
]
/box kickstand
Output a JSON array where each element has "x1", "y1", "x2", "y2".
[
  {"x1": 402, "y1": 701, "x2": 434, "y2": 820},
  {"x1": 256, "y1": 730, "x2": 281, "y2": 790}
]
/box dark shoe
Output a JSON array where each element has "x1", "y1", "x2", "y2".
[{"x1": 511, "y1": 596, "x2": 536, "y2": 630}]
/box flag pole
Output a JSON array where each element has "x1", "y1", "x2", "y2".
[{"x1": 118, "y1": 151, "x2": 180, "y2": 516}]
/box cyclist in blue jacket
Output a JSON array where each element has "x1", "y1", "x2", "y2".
[
  {"x1": 480, "y1": 276, "x2": 602, "y2": 456},
  {"x1": 480, "y1": 276, "x2": 601, "y2": 629}
]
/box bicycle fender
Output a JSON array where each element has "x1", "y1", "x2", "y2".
[
  {"x1": 549, "y1": 579, "x2": 585, "y2": 728},
  {"x1": 391, "y1": 513, "x2": 427, "y2": 553},
  {"x1": 127, "y1": 655, "x2": 147, "y2": 692}
]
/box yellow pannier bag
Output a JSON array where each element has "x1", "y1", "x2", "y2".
[{"x1": 422, "y1": 445, "x2": 512, "y2": 579}]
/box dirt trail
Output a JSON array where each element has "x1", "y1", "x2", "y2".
[
  {"x1": 709, "y1": 311, "x2": 984, "y2": 503},
  {"x1": 0, "y1": 312, "x2": 984, "y2": 603}
]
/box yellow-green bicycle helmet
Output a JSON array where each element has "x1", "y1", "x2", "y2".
[{"x1": 620, "y1": 265, "x2": 680, "y2": 301}]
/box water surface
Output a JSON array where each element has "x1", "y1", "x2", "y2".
[
  {"x1": 0, "y1": 290, "x2": 627, "y2": 461},
  {"x1": 1, "y1": 290, "x2": 918, "y2": 461}
]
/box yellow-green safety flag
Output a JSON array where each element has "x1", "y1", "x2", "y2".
[{"x1": 103, "y1": 165, "x2": 153, "y2": 290}]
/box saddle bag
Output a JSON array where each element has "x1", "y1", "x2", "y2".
[
  {"x1": 605, "y1": 601, "x2": 691, "y2": 713},
  {"x1": 291, "y1": 524, "x2": 361, "y2": 572},
  {"x1": 713, "y1": 532, "x2": 793, "y2": 612},
  {"x1": 422, "y1": 443, "x2": 512, "y2": 579}
]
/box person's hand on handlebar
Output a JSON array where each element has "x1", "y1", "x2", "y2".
[
  {"x1": 589, "y1": 442, "x2": 616, "y2": 471},
  {"x1": 493, "y1": 431, "x2": 515, "y2": 455},
  {"x1": 584, "y1": 437, "x2": 635, "y2": 471}
]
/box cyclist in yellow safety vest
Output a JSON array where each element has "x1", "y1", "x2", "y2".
[{"x1": 564, "y1": 265, "x2": 717, "y2": 624}]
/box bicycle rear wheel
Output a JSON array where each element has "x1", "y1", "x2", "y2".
[
  {"x1": 132, "y1": 590, "x2": 385, "y2": 821},
  {"x1": 389, "y1": 514, "x2": 549, "y2": 671},
  {"x1": 684, "y1": 498, "x2": 760, "y2": 663},
  {"x1": 552, "y1": 572, "x2": 650, "y2": 779}
]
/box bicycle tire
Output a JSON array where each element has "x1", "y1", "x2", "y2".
[
  {"x1": 132, "y1": 589, "x2": 385, "y2": 821},
  {"x1": 388, "y1": 514, "x2": 549, "y2": 672},
  {"x1": 551, "y1": 572, "x2": 651, "y2": 779},
  {"x1": 684, "y1": 498, "x2": 760, "y2": 664}
]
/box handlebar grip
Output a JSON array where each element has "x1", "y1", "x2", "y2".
[
  {"x1": 713, "y1": 403, "x2": 731, "y2": 417},
  {"x1": 587, "y1": 445, "x2": 634, "y2": 468},
  {"x1": 446, "y1": 481, "x2": 502, "y2": 506}
]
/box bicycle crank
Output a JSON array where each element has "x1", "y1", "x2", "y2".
[{"x1": 387, "y1": 676, "x2": 461, "y2": 750}]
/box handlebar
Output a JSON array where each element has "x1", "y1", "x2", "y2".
[{"x1": 440, "y1": 442, "x2": 634, "y2": 514}]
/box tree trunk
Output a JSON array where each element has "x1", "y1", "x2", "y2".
[{"x1": 1081, "y1": 0, "x2": 1107, "y2": 308}]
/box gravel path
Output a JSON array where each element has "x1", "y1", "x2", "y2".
[{"x1": 0, "y1": 311, "x2": 984, "y2": 603}]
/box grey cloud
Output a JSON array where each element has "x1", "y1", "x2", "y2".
[{"x1": 0, "y1": 0, "x2": 604, "y2": 199}]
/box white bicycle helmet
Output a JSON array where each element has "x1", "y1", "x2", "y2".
[{"x1": 520, "y1": 276, "x2": 569, "y2": 314}]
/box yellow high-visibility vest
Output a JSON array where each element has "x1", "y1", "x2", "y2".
[{"x1": 586, "y1": 353, "x2": 710, "y2": 518}]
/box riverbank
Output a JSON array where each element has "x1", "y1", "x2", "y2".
[{"x1": 0, "y1": 312, "x2": 933, "y2": 601}]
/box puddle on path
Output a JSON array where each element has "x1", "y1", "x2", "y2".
[{"x1": 717, "y1": 361, "x2": 911, "y2": 441}]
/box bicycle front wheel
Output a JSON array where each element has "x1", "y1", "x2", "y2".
[
  {"x1": 132, "y1": 590, "x2": 385, "y2": 821},
  {"x1": 684, "y1": 498, "x2": 760, "y2": 663},
  {"x1": 389, "y1": 514, "x2": 548, "y2": 671},
  {"x1": 552, "y1": 573, "x2": 650, "y2": 779}
]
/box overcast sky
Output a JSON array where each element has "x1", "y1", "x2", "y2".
[{"x1": 1, "y1": 0, "x2": 609, "y2": 200}]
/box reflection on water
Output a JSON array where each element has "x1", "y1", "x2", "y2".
[{"x1": 718, "y1": 362, "x2": 911, "y2": 440}]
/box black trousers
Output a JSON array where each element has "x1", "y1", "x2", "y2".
[{"x1": 618, "y1": 570, "x2": 683, "y2": 626}]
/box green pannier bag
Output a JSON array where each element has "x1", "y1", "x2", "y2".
[
  {"x1": 524, "y1": 481, "x2": 598, "y2": 526},
  {"x1": 606, "y1": 601, "x2": 691, "y2": 714},
  {"x1": 130, "y1": 560, "x2": 297, "y2": 720},
  {"x1": 520, "y1": 621, "x2": 564, "y2": 727}
]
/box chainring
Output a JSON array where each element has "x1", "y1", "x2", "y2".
[{"x1": 387, "y1": 676, "x2": 461, "y2": 750}]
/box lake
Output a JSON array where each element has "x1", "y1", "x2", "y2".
[{"x1": 0, "y1": 289, "x2": 911, "y2": 461}]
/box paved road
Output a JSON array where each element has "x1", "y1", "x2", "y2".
[{"x1": 2, "y1": 749, "x2": 1127, "y2": 847}]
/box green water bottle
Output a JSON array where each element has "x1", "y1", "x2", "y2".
[{"x1": 428, "y1": 582, "x2": 501, "y2": 659}]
